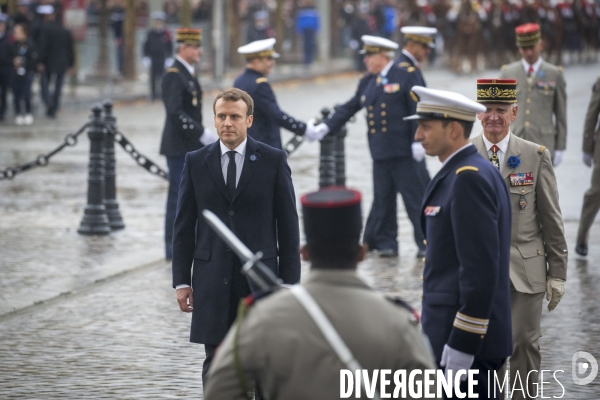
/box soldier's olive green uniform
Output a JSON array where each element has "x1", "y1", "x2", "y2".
[
  {"x1": 500, "y1": 61, "x2": 567, "y2": 158},
  {"x1": 577, "y1": 76, "x2": 600, "y2": 246},
  {"x1": 204, "y1": 270, "x2": 437, "y2": 400}
]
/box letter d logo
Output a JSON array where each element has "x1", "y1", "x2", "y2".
[{"x1": 572, "y1": 351, "x2": 598, "y2": 386}]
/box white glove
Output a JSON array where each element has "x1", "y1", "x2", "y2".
[
  {"x1": 164, "y1": 57, "x2": 174, "y2": 69},
  {"x1": 200, "y1": 128, "x2": 218, "y2": 145},
  {"x1": 411, "y1": 142, "x2": 426, "y2": 162},
  {"x1": 546, "y1": 276, "x2": 565, "y2": 311},
  {"x1": 142, "y1": 57, "x2": 151, "y2": 69},
  {"x1": 304, "y1": 119, "x2": 330, "y2": 142},
  {"x1": 440, "y1": 344, "x2": 474, "y2": 389},
  {"x1": 583, "y1": 152, "x2": 593, "y2": 167},
  {"x1": 552, "y1": 150, "x2": 564, "y2": 167}
]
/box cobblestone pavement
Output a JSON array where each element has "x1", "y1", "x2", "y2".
[{"x1": 1, "y1": 65, "x2": 600, "y2": 398}]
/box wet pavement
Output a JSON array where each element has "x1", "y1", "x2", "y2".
[{"x1": 1, "y1": 65, "x2": 600, "y2": 398}]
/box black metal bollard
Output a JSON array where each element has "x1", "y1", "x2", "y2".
[
  {"x1": 318, "y1": 108, "x2": 336, "y2": 188},
  {"x1": 333, "y1": 105, "x2": 347, "y2": 187},
  {"x1": 78, "y1": 105, "x2": 111, "y2": 235},
  {"x1": 102, "y1": 100, "x2": 125, "y2": 230}
]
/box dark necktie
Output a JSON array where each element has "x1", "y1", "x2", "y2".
[
  {"x1": 226, "y1": 151, "x2": 236, "y2": 197},
  {"x1": 490, "y1": 145, "x2": 500, "y2": 169}
]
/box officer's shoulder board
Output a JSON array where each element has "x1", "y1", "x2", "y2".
[
  {"x1": 538, "y1": 145, "x2": 546, "y2": 154},
  {"x1": 256, "y1": 77, "x2": 269, "y2": 84},
  {"x1": 398, "y1": 62, "x2": 411, "y2": 68},
  {"x1": 166, "y1": 67, "x2": 179, "y2": 73},
  {"x1": 456, "y1": 166, "x2": 479, "y2": 174},
  {"x1": 385, "y1": 295, "x2": 420, "y2": 325}
]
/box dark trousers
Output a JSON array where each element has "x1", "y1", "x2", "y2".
[
  {"x1": 363, "y1": 157, "x2": 430, "y2": 252},
  {"x1": 149, "y1": 67, "x2": 163, "y2": 100},
  {"x1": 0, "y1": 70, "x2": 9, "y2": 119},
  {"x1": 165, "y1": 156, "x2": 185, "y2": 259},
  {"x1": 443, "y1": 358, "x2": 506, "y2": 399},
  {"x1": 41, "y1": 70, "x2": 65, "y2": 116},
  {"x1": 302, "y1": 29, "x2": 316, "y2": 65},
  {"x1": 12, "y1": 73, "x2": 33, "y2": 115}
]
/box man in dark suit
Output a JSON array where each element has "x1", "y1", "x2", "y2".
[
  {"x1": 159, "y1": 28, "x2": 215, "y2": 260},
  {"x1": 396, "y1": 26, "x2": 438, "y2": 87},
  {"x1": 408, "y1": 86, "x2": 512, "y2": 398},
  {"x1": 172, "y1": 88, "x2": 301, "y2": 389},
  {"x1": 234, "y1": 38, "x2": 318, "y2": 150},
  {"x1": 36, "y1": 5, "x2": 74, "y2": 118},
  {"x1": 143, "y1": 11, "x2": 173, "y2": 101},
  {"x1": 0, "y1": 13, "x2": 10, "y2": 121},
  {"x1": 311, "y1": 35, "x2": 430, "y2": 258}
]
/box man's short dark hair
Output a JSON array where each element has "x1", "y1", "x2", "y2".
[
  {"x1": 442, "y1": 120, "x2": 474, "y2": 139},
  {"x1": 213, "y1": 88, "x2": 254, "y2": 116},
  {"x1": 306, "y1": 239, "x2": 361, "y2": 270}
]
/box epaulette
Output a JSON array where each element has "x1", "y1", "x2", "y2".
[
  {"x1": 386, "y1": 296, "x2": 420, "y2": 325},
  {"x1": 501, "y1": 64, "x2": 507, "y2": 70},
  {"x1": 558, "y1": 66, "x2": 563, "y2": 72},
  {"x1": 398, "y1": 62, "x2": 411, "y2": 68},
  {"x1": 538, "y1": 145, "x2": 546, "y2": 154},
  {"x1": 407, "y1": 67, "x2": 416, "y2": 73},
  {"x1": 456, "y1": 166, "x2": 479, "y2": 174},
  {"x1": 166, "y1": 67, "x2": 179, "y2": 73},
  {"x1": 410, "y1": 91, "x2": 419, "y2": 102},
  {"x1": 256, "y1": 77, "x2": 268, "y2": 84}
]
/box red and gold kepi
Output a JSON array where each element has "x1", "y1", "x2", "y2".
[
  {"x1": 176, "y1": 28, "x2": 202, "y2": 46},
  {"x1": 515, "y1": 23, "x2": 541, "y2": 47},
  {"x1": 476, "y1": 79, "x2": 517, "y2": 103}
]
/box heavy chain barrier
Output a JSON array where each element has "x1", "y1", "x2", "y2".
[{"x1": 0, "y1": 123, "x2": 89, "y2": 181}]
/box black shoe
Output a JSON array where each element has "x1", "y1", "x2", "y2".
[
  {"x1": 575, "y1": 243, "x2": 588, "y2": 257},
  {"x1": 378, "y1": 248, "x2": 398, "y2": 258},
  {"x1": 416, "y1": 248, "x2": 426, "y2": 259}
]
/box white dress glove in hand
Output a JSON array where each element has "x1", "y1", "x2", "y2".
[
  {"x1": 142, "y1": 57, "x2": 151, "y2": 69},
  {"x1": 200, "y1": 128, "x2": 218, "y2": 145},
  {"x1": 583, "y1": 152, "x2": 593, "y2": 167},
  {"x1": 546, "y1": 276, "x2": 565, "y2": 311},
  {"x1": 411, "y1": 142, "x2": 426, "y2": 162},
  {"x1": 552, "y1": 150, "x2": 564, "y2": 167},
  {"x1": 164, "y1": 57, "x2": 174, "y2": 69},
  {"x1": 440, "y1": 344, "x2": 474, "y2": 388},
  {"x1": 304, "y1": 119, "x2": 330, "y2": 142}
]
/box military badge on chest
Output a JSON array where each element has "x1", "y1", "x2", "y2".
[
  {"x1": 383, "y1": 83, "x2": 400, "y2": 93},
  {"x1": 509, "y1": 172, "x2": 534, "y2": 186},
  {"x1": 192, "y1": 91, "x2": 198, "y2": 107},
  {"x1": 424, "y1": 206, "x2": 441, "y2": 216}
]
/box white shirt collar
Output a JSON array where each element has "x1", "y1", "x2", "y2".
[
  {"x1": 220, "y1": 137, "x2": 247, "y2": 157},
  {"x1": 176, "y1": 56, "x2": 196, "y2": 76},
  {"x1": 442, "y1": 143, "x2": 473, "y2": 167},
  {"x1": 380, "y1": 60, "x2": 394, "y2": 77},
  {"x1": 402, "y1": 49, "x2": 419, "y2": 68},
  {"x1": 521, "y1": 57, "x2": 543, "y2": 76},
  {"x1": 482, "y1": 132, "x2": 510, "y2": 154}
]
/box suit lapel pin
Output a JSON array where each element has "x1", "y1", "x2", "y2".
[
  {"x1": 249, "y1": 154, "x2": 257, "y2": 162},
  {"x1": 507, "y1": 155, "x2": 520, "y2": 169}
]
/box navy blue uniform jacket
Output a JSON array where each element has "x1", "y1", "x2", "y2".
[
  {"x1": 420, "y1": 145, "x2": 512, "y2": 362},
  {"x1": 159, "y1": 60, "x2": 204, "y2": 157},
  {"x1": 394, "y1": 52, "x2": 426, "y2": 86},
  {"x1": 324, "y1": 63, "x2": 421, "y2": 160},
  {"x1": 172, "y1": 136, "x2": 301, "y2": 345},
  {"x1": 234, "y1": 68, "x2": 306, "y2": 149}
]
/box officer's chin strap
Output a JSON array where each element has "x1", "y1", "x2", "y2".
[{"x1": 289, "y1": 285, "x2": 382, "y2": 400}]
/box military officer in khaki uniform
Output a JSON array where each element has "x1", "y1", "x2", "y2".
[
  {"x1": 500, "y1": 23, "x2": 567, "y2": 167},
  {"x1": 472, "y1": 78, "x2": 568, "y2": 400},
  {"x1": 204, "y1": 188, "x2": 437, "y2": 399},
  {"x1": 575, "y1": 76, "x2": 600, "y2": 258}
]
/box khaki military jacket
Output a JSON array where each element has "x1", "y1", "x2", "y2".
[
  {"x1": 583, "y1": 76, "x2": 600, "y2": 162},
  {"x1": 472, "y1": 134, "x2": 568, "y2": 294},
  {"x1": 500, "y1": 60, "x2": 567, "y2": 157},
  {"x1": 205, "y1": 270, "x2": 438, "y2": 400}
]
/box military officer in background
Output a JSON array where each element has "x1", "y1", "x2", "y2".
[
  {"x1": 159, "y1": 27, "x2": 216, "y2": 260},
  {"x1": 576, "y1": 76, "x2": 600, "y2": 258},
  {"x1": 234, "y1": 38, "x2": 320, "y2": 150},
  {"x1": 409, "y1": 86, "x2": 512, "y2": 398},
  {"x1": 471, "y1": 78, "x2": 567, "y2": 400},
  {"x1": 500, "y1": 23, "x2": 567, "y2": 167},
  {"x1": 311, "y1": 35, "x2": 430, "y2": 258},
  {"x1": 204, "y1": 187, "x2": 437, "y2": 399},
  {"x1": 396, "y1": 26, "x2": 438, "y2": 87}
]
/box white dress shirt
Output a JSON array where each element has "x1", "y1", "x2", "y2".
[
  {"x1": 482, "y1": 133, "x2": 510, "y2": 167},
  {"x1": 442, "y1": 143, "x2": 473, "y2": 167},
  {"x1": 176, "y1": 56, "x2": 196, "y2": 76},
  {"x1": 380, "y1": 60, "x2": 394, "y2": 77},
  {"x1": 220, "y1": 138, "x2": 247, "y2": 186},
  {"x1": 175, "y1": 138, "x2": 247, "y2": 290},
  {"x1": 521, "y1": 57, "x2": 543, "y2": 77}
]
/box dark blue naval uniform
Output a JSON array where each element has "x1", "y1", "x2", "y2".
[
  {"x1": 395, "y1": 51, "x2": 426, "y2": 86},
  {"x1": 159, "y1": 59, "x2": 205, "y2": 259},
  {"x1": 325, "y1": 62, "x2": 430, "y2": 252},
  {"x1": 420, "y1": 145, "x2": 512, "y2": 398},
  {"x1": 234, "y1": 68, "x2": 307, "y2": 149}
]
